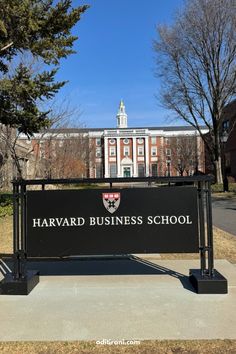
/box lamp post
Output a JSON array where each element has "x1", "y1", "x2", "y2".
[{"x1": 220, "y1": 131, "x2": 229, "y2": 192}]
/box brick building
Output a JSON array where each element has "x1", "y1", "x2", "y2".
[{"x1": 18, "y1": 100, "x2": 208, "y2": 179}]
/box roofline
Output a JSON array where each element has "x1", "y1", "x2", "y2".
[{"x1": 47, "y1": 125, "x2": 208, "y2": 133}]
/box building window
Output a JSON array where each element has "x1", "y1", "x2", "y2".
[
  {"x1": 109, "y1": 138, "x2": 116, "y2": 145},
  {"x1": 123, "y1": 146, "x2": 130, "y2": 156},
  {"x1": 109, "y1": 146, "x2": 116, "y2": 156},
  {"x1": 110, "y1": 164, "x2": 117, "y2": 177},
  {"x1": 137, "y1": 138, "x2": 143, "y2": 144},
  {"x1": 151, "y1": 147, "x2": 157, "y2": 156},
  {"x1": 166, "y1": 148, "x2": 171, "y2": 156},
  {"x1": 151, "y1": 137, "x2": 156, "y2": 145},
  {"x1": 96, "y1": 138, "x2": 101, "y2": 146},
  {"x1": 96, "y1": 147, "x2": 102, "y2": 157},
  {"x1": 165, "y1": 138, "x2": 169, "y2": 145},
  {"x1": 123, "y1": 138, "x2": 129, "y2": 145},
  {"x1": 96, "y1": 164, "x2": 103, "y2": 178},
  {"x1": 138, "y1": 146, "x2": 144, "y2": 156},
  {"x1": 151, "y1": 164, "x2": 158, "y2": 176},
  {"x1": 138, "y1": 164, "x2": 145, "y2": 177}
]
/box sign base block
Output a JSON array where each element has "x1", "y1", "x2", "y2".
[
  {"x1": 0, "y1": 270, "x2": 39, "y2": 295},
  {"x1": 189, "y1": 269, "x2": 228, "y2": 294}
]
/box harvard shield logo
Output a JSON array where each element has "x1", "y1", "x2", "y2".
[{"x1": 102, "y1": 192, "x2": 121, "y2": 214}]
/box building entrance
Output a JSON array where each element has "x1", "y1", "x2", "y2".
[{"x1": 123, "y1": 166, "x2": 131, "y2": 177}]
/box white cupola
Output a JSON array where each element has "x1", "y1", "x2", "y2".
[{"x1": 116, "y1": 100, "x2": 128, "y2": 128}]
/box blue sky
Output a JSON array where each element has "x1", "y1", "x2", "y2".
[{"x1": 56, "y1": 0, "x2": 184, "y2": 128}]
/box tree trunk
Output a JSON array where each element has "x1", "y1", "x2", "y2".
[{"x1": 214, "y1": 158, "x2": 223, "y2": 184}]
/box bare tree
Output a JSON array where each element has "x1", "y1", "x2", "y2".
[
  {"x1": 29, "y1": 98, "x2": 93, "y2": 179},
  {"x1": 0, "y1": 124, "x2": 13, "y2": 187},
  {"x1": 0, "y1": 95, "x2": 84, "y2": 186},
  {"x1": 0, "y1": 124, "x2": 28, "y2": 187},
  {"x1": 154, "y1": 0, "x2": 236, "y2": 183},
  {"x1": 39, "y1": 131, "x2": 92, "y2": 179},
  {"x1": 169, "y1": 135, "x2": 201, "y2": 176}
]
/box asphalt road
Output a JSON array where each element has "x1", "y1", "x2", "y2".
[{"x1": 212, "y1": 196, "x2": 236, "y2": 236}]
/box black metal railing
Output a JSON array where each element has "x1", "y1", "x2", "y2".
[{"x1": 10, "y1": 175, "x2": 215, "y2": 281}]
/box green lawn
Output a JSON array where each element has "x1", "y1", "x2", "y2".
[{"x1": 0, "y1": 339, "x2": 236, "y2": 354}]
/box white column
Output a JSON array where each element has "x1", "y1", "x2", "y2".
[
  {"x1": 116, "y1": 137, "x2": 121, "y2": 177},
  {"x1": 145, "y1": 136, "x2": 150, "y2": 177},
  {"x1": 104, "y1": 137, "x2": 109, "y2": 177},
  {"x1": 132, "y1": 137, "x2": 137, "y2": 177}
]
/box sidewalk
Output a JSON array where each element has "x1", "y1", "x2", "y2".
[{"x1": 0, "y1": 258, "x2": 236, "y2": 341}]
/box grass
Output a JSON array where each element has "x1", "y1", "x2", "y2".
[
  {"x1": 157, "y1": 227, "x2": 236, "y2": 263},
  {"x1": 0, "y1": 215, "x2": 13, "y2": 253},
  {"x1": 0, "y1": 192, "x2": 13, "y2": 218},
  {"x1": 211, "y1": 182, "x2": 236, "y2": 194},
  {"x1": 0, "y1": 340, "x2": 236, "y2": 354},
  {"x1": 212, "y1": 192, "x2": 236, "y2": 200}
]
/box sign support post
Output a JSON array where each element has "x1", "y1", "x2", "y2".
[
  {"x1": 0, "y1": 180, "x2": 39, "y2": 295},
  {"x1": 189, "y1": 180, "x2": 227, "y2": 293}
]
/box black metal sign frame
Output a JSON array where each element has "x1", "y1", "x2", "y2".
[{"x1": 0, "y1": 176, "x2": 228, "y2": 295}]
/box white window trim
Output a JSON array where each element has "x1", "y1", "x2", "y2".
[
  {"x1": 151, "y1": 137, "x2": 157, "y2": 145},
  {"x1": 138, "y1": 146, "x2": 144, "y2": 156},
  {"x1": 123, "y1": 146, "x2": 130, "y2": 156},
  {"x1": 109, "y1": 146, "x2": 116, "y2": 156},
  {"x1": 151, "y1": 147, "x2": 157, "y2": 156}
]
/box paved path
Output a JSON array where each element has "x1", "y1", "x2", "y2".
[
  {"x1": 0, "y1": 258, "x2": 235, "y2": 341},
  {"x1": 212, "y1": 196, "x2": 236, "y2": 236}
]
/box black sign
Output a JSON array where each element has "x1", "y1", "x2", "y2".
[{"x1": 26, "y1": 187, "x2": 199, "y2": 257}]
